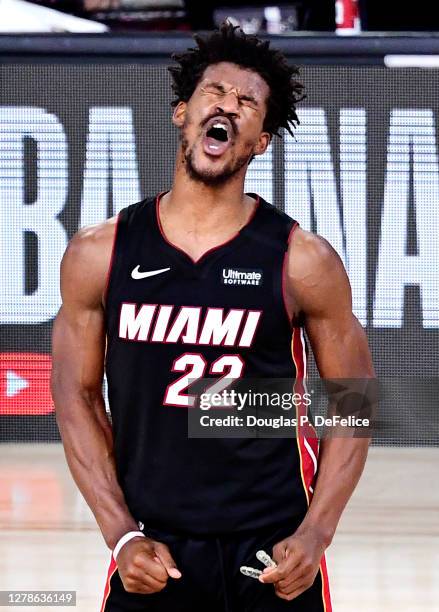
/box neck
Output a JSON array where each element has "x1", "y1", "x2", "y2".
[{"x1": 162, "y1": 147, "x2": 254, "y2": 230}]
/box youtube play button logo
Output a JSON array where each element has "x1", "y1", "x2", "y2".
[{"x1": 0, "y1": 353, "x2": 53, "y2": 415}]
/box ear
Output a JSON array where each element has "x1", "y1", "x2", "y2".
[
  {"x1": 253, "y1": 132, "x2": 271, "y2": 156},
  {"x1": 172, "y1": 101, "x2": 187, "y2": 128}
]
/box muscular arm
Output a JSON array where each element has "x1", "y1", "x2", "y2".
[
  {"x1": 51, "y1": 220, "x2": 138, "y2": 550},
  {"x1": 52, "y1": 222, "x2": 180, "y2": 593},
  {"x1": 262, "y1": 227, "x2": 375, "y2": 599},
  {"x1": 286, "y1": 228, "x2": 375, "y2": 544}
]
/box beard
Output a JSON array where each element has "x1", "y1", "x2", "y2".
[{"x1": 181, "y1": 132, "x2": 252, "y2": 187}]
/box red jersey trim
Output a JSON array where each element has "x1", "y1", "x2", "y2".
[
  {"x1": 291, "y1": 325, "x2": 332, "y2": 612},
  {"x1": 99, "y1": 555, "x2": 117, "y2": 612},
  {"x1": 155, "y1": 192, "x2": 260, "y2": 265}
]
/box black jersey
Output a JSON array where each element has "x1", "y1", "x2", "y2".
[{"x1": 104, "y1": 193, "x2": 318, "y2": 535}]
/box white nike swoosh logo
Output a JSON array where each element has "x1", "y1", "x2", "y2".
[{"x1": 131, "y1": 265, "x2": 171, "y2": 280}]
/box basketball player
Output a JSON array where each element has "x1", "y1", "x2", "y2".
[{"x1": 51, "y1": 23, "x2": 375, "y2": 611}]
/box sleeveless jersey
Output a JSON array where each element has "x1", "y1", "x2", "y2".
[{"x1": 104, "y1": 193, "x2": 316, "y2": 535}]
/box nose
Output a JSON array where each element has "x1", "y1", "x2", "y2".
[{"x1": 215, "y1": 89, "x2": 240, "y2": 116}]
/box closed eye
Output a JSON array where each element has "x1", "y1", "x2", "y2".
[
  {"x1": 201, "y1": 83, "x2": 259, "y2": 109},
  {"x1": 202, "y1": 83, "x2": 226, "y2": 95},
  {"x1": 240, "y1": 96, "x2": 258, "y2": 108},
  {"x1": 240, "y1": 96, "x2": 256, "y2": 103}
]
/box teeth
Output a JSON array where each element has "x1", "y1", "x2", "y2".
[{"x1": 213, "y1": 123, "x2": 227, "y2": 131}]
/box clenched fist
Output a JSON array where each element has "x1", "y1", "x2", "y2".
[{"x1": 117, "y1": 537, "x2": 182, "y2": 594}]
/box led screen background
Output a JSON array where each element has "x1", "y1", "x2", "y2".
[{"x1": 0, "y1": 64, "x2": 437, "y2": 443}]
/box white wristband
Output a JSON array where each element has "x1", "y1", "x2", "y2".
[{"x1": 113, "y1": 531, "x2": 146, "y2": 561}]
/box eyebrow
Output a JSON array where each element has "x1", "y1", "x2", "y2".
[{"x1": 206, "y1": 81, "x2": 259, "y2": 106}]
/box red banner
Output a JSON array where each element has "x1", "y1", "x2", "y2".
[{"x1": 0, "y1": 353, "x2": 53, "y2": 416}]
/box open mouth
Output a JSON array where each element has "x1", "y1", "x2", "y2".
[
  {"x1": 203, "y1": 119, "x2": 233, "y2": 157},
  {"x1": 206, "y1": 123, "x2": 229, "y2": 143}
]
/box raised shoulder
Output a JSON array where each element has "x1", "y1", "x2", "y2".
[
  {"x1": 285, "y1": 226, "x2": 352, "y2": 320},
  {"x1": 288, "y1": 226, "x2": 342, "y2": 275},
  {"x1": 60, "y1": 216, "x2": 118, "y2": 310}
]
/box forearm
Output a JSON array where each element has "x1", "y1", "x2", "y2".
[
  {"x1": 298, "y1": 435, "x2": 370, "y2": 545},
  {"x1": 54, "y1": 386, "x2": 138, "y2": 549}
]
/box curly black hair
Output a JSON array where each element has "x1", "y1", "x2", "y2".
[{"x1": 168, "y1": 22, "x2": 305, "y2": 138}]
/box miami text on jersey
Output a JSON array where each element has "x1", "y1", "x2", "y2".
[{"x1": 118, "y1": 304, "x2": 262, "y2": 347}]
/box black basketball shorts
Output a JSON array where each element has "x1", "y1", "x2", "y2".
[{"x1": 100, "y1": 519, "x2": 331, "y2": 611}]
